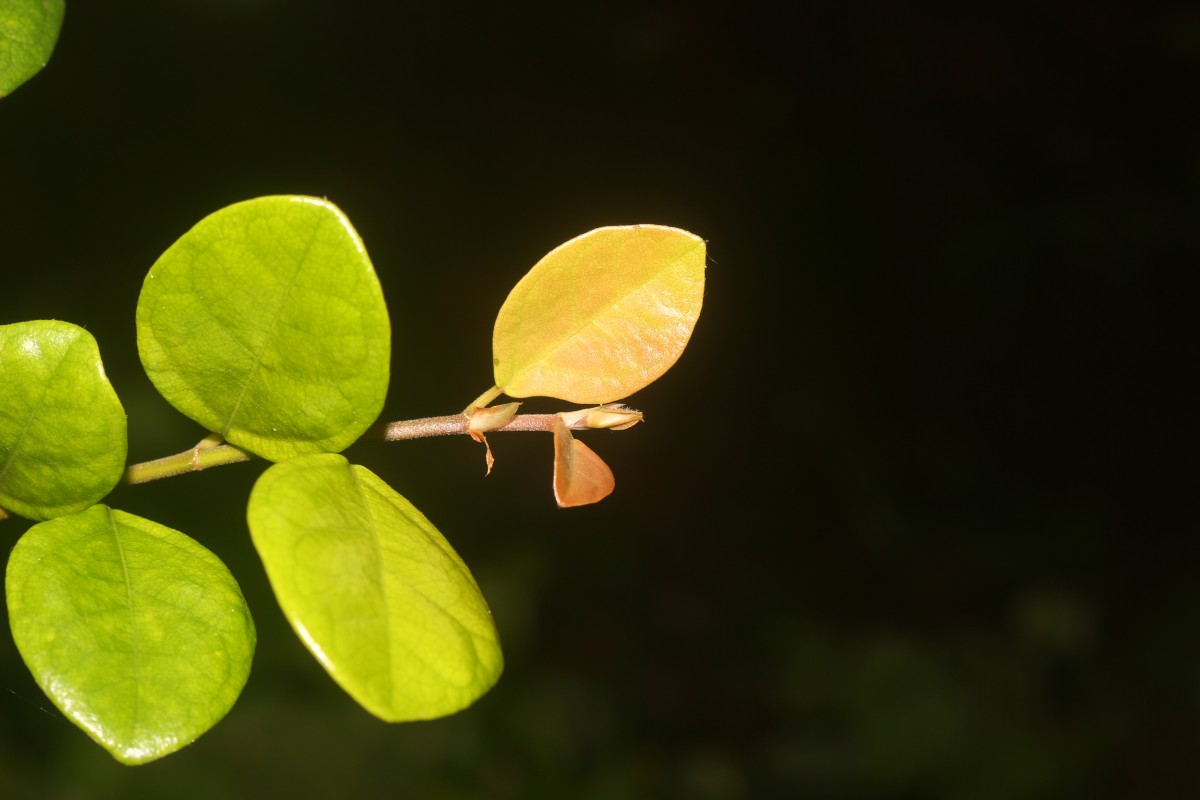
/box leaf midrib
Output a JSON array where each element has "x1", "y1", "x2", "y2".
[
  {"x1": 220, "y1": 221, "x2": 323, "y2": 438},
  {"x1": 349, "y1": 465, "x2": 396, "y2": 697},
  {"x1": 107, "y1": 507, "x2": 144, "y2": 741},
  {"x1": 0, "y1": 333, "x2": 80, "y2": 490},
  {"x1": 350, "y1": 467, "x2": 486, "y2": 704}
]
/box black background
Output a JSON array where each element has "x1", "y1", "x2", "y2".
[{"x1": 1, "y1": 2, "x2": 1197, "y2": 797}]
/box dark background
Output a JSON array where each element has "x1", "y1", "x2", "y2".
[{"x1": 1, "y1": 2, "x2": 1197, "y2": 797}]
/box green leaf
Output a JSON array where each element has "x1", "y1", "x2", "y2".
[
  {"x1": 0, "y1": 0, "x2": 64, "y2": 97},
  {"x1": 136, "y1": 195, "x2": 390, "y2": 462},
  {"x1": 247, "y1": 454, "x2": 502, "y2": 721},
  {"x1": 5, "y1": 506, "x2": 256, "y2": 765},
  {"x1": 0, "y1": 320, "x2": 127, "y2": 521},
  {"x1": 492, "y1": 225, "x2": 706, "y2": 404}
]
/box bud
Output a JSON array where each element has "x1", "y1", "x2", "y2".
[
  {"x1": 558, "y1": 403, "x2": 643, "y2": 431},
  {"x1": 467, "y1": 402, "x2": 522, "y2": 435}
]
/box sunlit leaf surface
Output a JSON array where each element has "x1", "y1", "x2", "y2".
[
  {"x1": 493, "y1": 225, "x2": 705, "y2": 403},
  {"x1": 5, "y1": 506, "x2": 256, "y2": 764},
  {"x1": 137, "y1": 195, "x2": 390, "y2": 462},
  {"x1": 0, "y1": 320, "x2": 126, "y2": 520},
  {"x1": 0, "y1": 0, "x2": 64, "y2": 97},
  {"x1": 248, "y1": 454, "x2": 503, "y2": 721}
]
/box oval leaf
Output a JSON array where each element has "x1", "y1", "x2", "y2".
[
  {"x1": 5, "y1": 506, "x2": 256, "y2": 764},
  {"x1": 247, "y1": 454, "x2": 502, "y2": 722},
  {"x1": 0, "y1": 0, "x2": 64, "y2": 97},
  {"x1": 493, "y1": 225, "x2": 706, "y2": 403},
  {"x1": 136, "y1": 196, "x2": 390, "y2": 462},
  {"x1": 0, "y1": 320, "x2": 127, "y2": 520}
]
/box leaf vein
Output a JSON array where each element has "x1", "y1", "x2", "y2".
[{"x1": 220, "y1": 220, "x2": 323, "y2": 437}]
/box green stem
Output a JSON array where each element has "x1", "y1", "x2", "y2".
[{"x1": 123, "y1": 441, "x2": 253, "y2": 485}]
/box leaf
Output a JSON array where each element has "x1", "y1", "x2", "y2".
[
  {"x1": 5, "y1": 506, "x2": 256, "y2": 765},
  {"x1": 0, "y1": 0, "x2": 65, "y2": 97},
  {"x1": 552, "y1": 415, "x2": 615, "y2": 507},
  {"x1": 136, "y1": 196, "x2": 390, "y2": 462},
  {"x1": 492, "y1": 225, "x2": 705, "y2": 404},
  {"x1": 247, "y1": 454, "x2": 503, "y2": 721},
  {"x1": 0, "y1": 320, "x2": 127, "y2": 521}
]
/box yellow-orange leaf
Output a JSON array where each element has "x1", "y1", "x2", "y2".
[
  {"x1": 552, "y1": 416, "x2": 615, "y2": 507},
  {"x1": 493, "y1": 225, "x2": 705, "y2": 404}
]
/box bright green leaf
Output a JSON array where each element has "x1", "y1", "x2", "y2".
[
  {"x1": 136, "y1": 195, "x2": 390, "y2": 462},
  {"x1": 247, "y1": 454, "x2": 502, "y2": 721},
  {"x1": 0, "y1": 0, "x2": 64, "y2": 97},
  {"x1": 5, "y1": 505, "x2": 256, "y2": 765},
  {"x1": 492, "y1": 225, "x2": 706, "y2": 404},
  {"x1": 0, "y1": 320, "x2": 127, "y2": 521}
]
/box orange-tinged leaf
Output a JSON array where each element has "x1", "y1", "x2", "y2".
[
  {"x1": 552, "y1": 416, "x2": 615, "y2": 507},
  {"x1": 493, "y1": 225, "x2": 705, "y2": 404}
]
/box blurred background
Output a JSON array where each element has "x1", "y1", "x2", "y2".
[{"x1": 1, "y1": 1, "x2": 1196, "y2": 797}]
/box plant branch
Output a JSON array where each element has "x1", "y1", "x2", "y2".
[
  {"x1": 123, "y1": 440, "x2": 253, "y2": 485},
  {"x1": 120, "y1": 409, "x2": 639, "y2": 487},
  {"x1": 372, "y1": 413, "x2": 595, "y2": 441}
]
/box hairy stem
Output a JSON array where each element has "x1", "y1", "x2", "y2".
[
  {"x1": 374, "y1": 413, "x2": 592, "y2": 441},
  {"x1": 121, "y1": 412, "x2": 604, "y2": 486}
]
